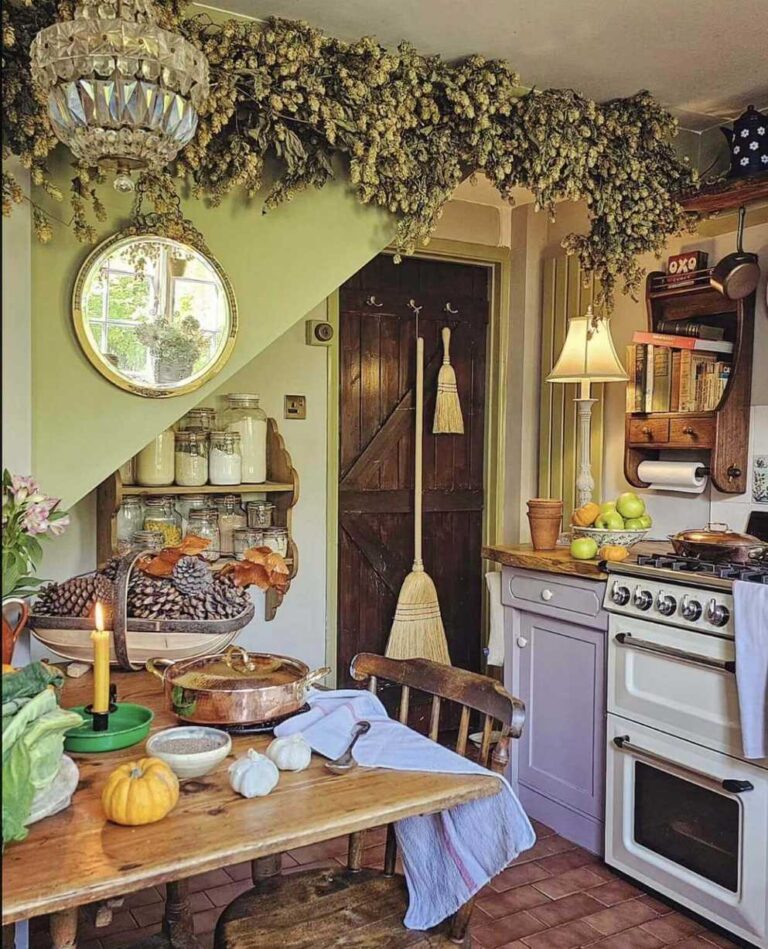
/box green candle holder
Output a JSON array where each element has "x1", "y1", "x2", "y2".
[{"x1": 64, "y1": 686, "x2": 153, "y2": 753}]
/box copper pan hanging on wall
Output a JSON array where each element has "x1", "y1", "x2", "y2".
[{"x1": 710, "y1": 206, "x2": 760, "y2": 300}]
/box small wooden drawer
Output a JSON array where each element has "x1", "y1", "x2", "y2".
[
  {"x1": 669, "y1": 416, "x2": 715, "y2": 448},
  {"x1": 628, "y1": 418, "x2": 669, "y2": 445}
]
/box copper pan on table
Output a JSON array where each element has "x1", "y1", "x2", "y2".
[{"x1": 146, "y1": 646, "x2": 330, "y2": 725}]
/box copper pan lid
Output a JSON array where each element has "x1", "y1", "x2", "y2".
[
  {"x1": 669, "y1": 522, "x2": 764, "y2": 548},
  {"x1": 162, "y1": 648, "x2": 310, "y2": 693}
]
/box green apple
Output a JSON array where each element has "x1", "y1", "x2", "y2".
[
  {"x1": 596, "y1": 511, "x2": 625, "y2": 530},
  {"x1": 623, "y1": 517, "x2": 645, "y2": 530},
  {"x1": 599, "y1": 501, "x2": 617, "y2": 514},
  {"x1": 638, "y1": 514, "x2": 653, "y2": 529},
  {"x1": 570, "y1": 537, "x2": 598, "y2": 560},
  {"x1": 616, "y1": 492, "x2": 646, "y2": 519}
]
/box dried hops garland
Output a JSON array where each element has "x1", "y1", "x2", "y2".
[{"x1": 2, "y1": 4, "x2": 696, "y2": 304}]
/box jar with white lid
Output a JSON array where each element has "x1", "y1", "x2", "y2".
[
  {"x1": 209, "y1": 431, "x2": 242, "y2": 485},
  {"x1": 179, "y1": 407, "x2": 217, "y2": 433},
  {"x1": 222, "y1": 394, "x2": 267, "y2": 483},
  {"x1": 233, "y1": 527, "x2": 264, "y2": 560},
  {"x1": 187, "y1": 509, "x2": 220, "y2": 562},
  {"x1": 174, "y1": 431, "x2": 209, "y2": 486},
  {"x1": 115, "y1": 496, "x2": 144, "y2": 555},
  {"x1": 143, "y1": 497, "x2": 183, "y2": 547},
  {"x1": 136, "y1": 429, "x2": 175, "y2": 486},
  {"x1": 214, "y1": 495, "x2": 247, "y2": 556}
]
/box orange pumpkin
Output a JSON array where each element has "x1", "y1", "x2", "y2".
[
  {"x1": 571, "y1": 502, "x2": 600, "y2": 527},
  {"x1": 598, "y1": 545, "x2": 630, "y2": 562}
]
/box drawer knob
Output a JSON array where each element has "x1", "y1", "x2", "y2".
[
  {"x1": 541, "y1": 588, "x2": 554, "y2": 601},
  {"x1": 641, "y1": 426, "x2": 652, "y2": 437},
  {"x1": 517, "y1": 636, "x2": 528, "y2": 648},
  {"x1": 682, "y1": 426, "x2": 696, "y2": 436}
]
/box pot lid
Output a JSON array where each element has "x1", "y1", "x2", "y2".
[
  {"x1": 671, "y1": 523, "x2": 764, "y2": 547},
  {"x1": 164, "y1": 648, "x2": 310, "y2": 692}
]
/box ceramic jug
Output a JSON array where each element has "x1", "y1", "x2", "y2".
[
  {"x1": 2, "y1": 598, "x2": 29, "y2": 666},
  {"x1": 721, "y1": 105, "x2": 768, "y2": 178}
]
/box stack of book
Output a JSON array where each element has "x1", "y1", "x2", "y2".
[{"x1": 626, "y1": 331, "x2": 733, "y2": 414}]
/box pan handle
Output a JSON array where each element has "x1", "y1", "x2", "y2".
[
  {"x1": 736, "y1": 205, "x2": 746, "y2": 253},
  {"x1": 304, "y1": 667, "x2": 332, "y2": 690},
  {"x1": 145, "y1": 657, "x2": 175, "y2": 680}
]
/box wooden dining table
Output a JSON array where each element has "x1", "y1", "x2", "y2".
[{"x1": 2, "y1": 671, "x2": 501, "y2": 948}]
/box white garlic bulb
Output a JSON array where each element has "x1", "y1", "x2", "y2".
[
  {"x1": 266, "y1": 733, "x2": 312, "y2": 772},
  {"x1": 228, "y1": 749, "x2": 279, "y2": 798}
]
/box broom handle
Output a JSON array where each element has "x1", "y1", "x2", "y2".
[
  {"x1": 414, "y1": 335, "x2": 424, "y2": 568},
  {"x1": 441, "y1": 326, "x2": 451, "y2": 364}
]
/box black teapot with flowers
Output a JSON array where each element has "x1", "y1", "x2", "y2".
[{"x1": 721, "y1": 105, "x2": 768, "y2": 179}]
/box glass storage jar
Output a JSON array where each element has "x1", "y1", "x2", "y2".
[
  {"x1": 131, "y1": 529, "x2": 164, "y2": 552},
  {"x1": 214, "y1": 495, "x2": 247, "y2": 556},
  {"x1": 136, "y1": 429, "x2": 175, "y2": 486},
  {"x1": 115, "y1": 496, "x2": 144, "y2": 555},
  {"x1": 209, "y1": 431, "x2": 242, "y2": 485},
  {"x1": 118, "y1": 457, "x2": 136, "y2": 485},
  {"x1": 177, "y1": 494, "x2": 208, "y2": 534},
  {"x1": 222, "y1": 394, "x2": 267, "y2": 483},
  {"x1": 246, "y1": 500, "x2": 274, "y2": 529},
  {"x1": 174, "y1": 431, "x2": 209, "y2": 486},
  {"x1": 179, "y1": 407, "x2": 217, "y2": 433},
  {"x1": 187, "y1": 509, "x2": 220, "y2": 562},
  {"x1": 262, "y1": 526, "x2": 289, "y2": 557},
  {"x1": 233, "y1": 527, "x2": 265, "y2": 560},
  {"x1": 143, "y1": 497, "x2": 183, "y2": 547}
]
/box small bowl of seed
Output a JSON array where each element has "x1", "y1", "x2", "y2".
[{"x1": 146, "y1": 726, "x2": 232, "y2": 779}]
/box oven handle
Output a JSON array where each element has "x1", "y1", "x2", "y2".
[
  {"x1": 615, "y1": 632, "x2": 735, "y2": 674},
  {"x1": 613, "y1": 736, "x2": 754, "y2": 794}
]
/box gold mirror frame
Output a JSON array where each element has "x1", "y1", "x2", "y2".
[{"x1": 72, "y1": 232, "x2": 238, "y2": 398}]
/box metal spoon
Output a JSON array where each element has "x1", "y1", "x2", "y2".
[{"x1": 324, "y1": 721, "x2": 371, "y2": 774}]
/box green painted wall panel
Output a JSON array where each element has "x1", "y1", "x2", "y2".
[{"x1": 31, "y1": 150, "x2": 394, "y2": 505}]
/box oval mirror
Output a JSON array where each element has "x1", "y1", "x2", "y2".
[{"x1": 73, "y1": 234, "x2": 237, "y2": 397}]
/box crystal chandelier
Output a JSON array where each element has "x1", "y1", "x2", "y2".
[{"x1": 31, "y1": 0, "x2": 209, "y2": 192}]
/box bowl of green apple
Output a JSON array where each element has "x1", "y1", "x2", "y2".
[{"x1": 570, "y1": 493, "x2": 652, "y2": 559}]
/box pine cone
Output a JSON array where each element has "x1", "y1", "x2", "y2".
[
  {"x1": 172, "y1": 556, "x2": 213, "y2": 596},
  {"x1": 181, "y1": 584, "x2": 249, "y2": 621},
  {"x1": 127, "y1": 576, "x2": 184, "y2": 620},
  {"x1": 99, "y1": 557, "x2": 121, "y2": 582},
  {"x1": 35, "y1": 574, "x2": 114, "y2": 618}
]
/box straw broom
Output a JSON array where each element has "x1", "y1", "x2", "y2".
[
  {"x1": 386, "y1": 336, "x2": 451, "y2": 665},
  {"x1": 433, "y1": 326, "x2": 464, "y2": 434}
]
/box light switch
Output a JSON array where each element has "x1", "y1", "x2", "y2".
[{"x1": 284, "y1": 395, "x2": 306, "y2": 420}]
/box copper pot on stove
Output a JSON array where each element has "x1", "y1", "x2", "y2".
[
  {"x1": 668, "y1": 523, "x2": 767, "y2": 565},
  {"x1": 146, "y1": 647, "x2": 330, "y2": 725}
]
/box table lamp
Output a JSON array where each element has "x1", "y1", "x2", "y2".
[{"x1": 547, "y1": 305, "x2": 628, "y2": 507}]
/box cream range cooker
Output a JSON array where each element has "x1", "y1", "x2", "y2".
[{"x1": 602, "y1": 553, "x2": 768, "y2": 948}]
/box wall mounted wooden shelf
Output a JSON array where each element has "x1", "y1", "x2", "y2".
[
  {"x1": 96, "y1": 418, "x2": 299, "y2": 622},
  {"x1": 625, "y1": 272, "x2": 755, "y2": 494},
  {"x1": 678, "y1": 171, "x2": 768, "y2": 214}
]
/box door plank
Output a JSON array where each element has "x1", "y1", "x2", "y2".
[
  {"x1": 340, "y1": 514, "x2": 411, "y2": 596},
  {"x1": 340, "y1": 489, "x2": 483, "y2": 514}
]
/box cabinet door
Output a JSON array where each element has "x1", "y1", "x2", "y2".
[{"x1": 517, "y1": 612, "x2": 605, "y2": 819}]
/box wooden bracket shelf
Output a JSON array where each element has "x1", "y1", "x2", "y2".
[
  {"x1": 96, "y1": 417, "x2": 299, "y2": 623},
  {"x1": 625, "y1": 273, "x2": 755, "y2": 494},
  {"x1": 678, "y1": 171, "x2": 768, "y2": 214}
]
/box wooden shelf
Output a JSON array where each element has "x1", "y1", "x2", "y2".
[
  {"x1": 123, "y1": 482, "x2": 294, "y2": 496},
  {"x1": 678, "y1": 172, "x2": 768, "y2": 214},
  {"x1": 96, "y1": 418, "x2": 300, "y2": 622},
  {"x1": 624, "y1": 273, "x2": 755, "y2": 494}
]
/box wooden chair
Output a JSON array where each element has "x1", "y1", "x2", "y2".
[{"x1": 214, "y1": 653, "x2": 526, "y2": 949}]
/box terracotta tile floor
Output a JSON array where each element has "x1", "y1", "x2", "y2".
[{"x1": 27, "y1": 821, "x2": 745, "y2": 949}]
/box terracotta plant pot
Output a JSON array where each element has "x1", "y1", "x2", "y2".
[
  {"x1": 2, "y1": 598, "x2": 29, "y2": 667},
  {"x1": 527, "y1": 498, "x2": 563, "y2": 551}
]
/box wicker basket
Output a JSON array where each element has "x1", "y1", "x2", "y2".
[{"x1": 28, "y1": 550, "x2": 255, "y2": 671}]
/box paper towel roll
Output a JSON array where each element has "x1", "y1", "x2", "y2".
[{"x1": 637, "y1": 460, "x2": 708, "y2": 494}]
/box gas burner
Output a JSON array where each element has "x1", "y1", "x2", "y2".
[
  {"x1": 213, "y1": 704, "x2": 310, "y2": 735},
  {"x1": 633, "y1": 553, "x2": 768, "y2": 584}
]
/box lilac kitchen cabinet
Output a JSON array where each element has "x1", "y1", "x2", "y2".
[{"x1": 502, "y1": 566, "x2": 608, "y2": 854}]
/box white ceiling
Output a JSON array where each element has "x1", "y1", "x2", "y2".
[{"x1": 199, "y1": 0, "x2": 768, "y2": 131}]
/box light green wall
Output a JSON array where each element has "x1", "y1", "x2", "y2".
[{"x1": 32, "y1": 149, "x2": 393, "y2": 506}]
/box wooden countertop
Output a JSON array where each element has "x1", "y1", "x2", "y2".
[{"x1": 482, "y1": 541, "x2": 672, "y2": 580}]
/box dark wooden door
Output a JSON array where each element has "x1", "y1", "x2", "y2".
[{"x1": 338, "y1": 253, "x2": 489, "y2": 685}]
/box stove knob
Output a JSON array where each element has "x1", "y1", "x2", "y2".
[
  {"x1": 633, "y1": 586, "x2": 653, "y2": 611},
  {"x1": 656, "y1": 591, "x2": 677, "y2": 616},
  {"x1": 611, "y1": 582, "x2": 631, "y2": 606},
  {"x1": 680, "y1": 595, "x2": 702, "y2": 621},
  {"x1": 706, "y1": 598, "x2": 730, "y2": 628}
]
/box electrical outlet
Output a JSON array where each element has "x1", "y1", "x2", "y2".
[{"x1": 284, "y1": 394, "x2": 306, "y2": 420}]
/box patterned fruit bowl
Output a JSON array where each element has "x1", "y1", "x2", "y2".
[{"x1": 571, "y1": 526, "x2": 650, "y2": 549}]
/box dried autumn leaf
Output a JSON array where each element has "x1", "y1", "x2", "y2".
[
  {"x1": 243, "y1": 546, "x2": 272, "y2": 566},
  {"x1": 178, "y1": 534, "x2": 211, "y2": 556},
  {"x1": 232, "y1": 562, "x2": 271, "y2": 590},
  {"x1": 139, "y1": 556, "x2": 175, "y2": 578},
  {"x1": 265, "y1": 552, "x2": 290, "y2": 576},
  {"x1": 269, "y1": 570, "x2": 290, "y2": 594}
]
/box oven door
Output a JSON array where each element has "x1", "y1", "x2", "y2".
[
  {"x1": 607, "y1": 614, "x2": 745, "y2": 758},
  {"x1": 606, "y1": 714, "x2": 768, "y2": 947}
]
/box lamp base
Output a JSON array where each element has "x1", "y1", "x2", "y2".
[{"x1": 575, "y1": 396, "x2": 597, "y2": 508}]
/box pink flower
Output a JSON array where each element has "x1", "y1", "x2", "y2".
[
  {"x1": 48, "y1": 515, "x2": 70, "y2": 536},
  {"x1": 11, "y1": 475, "x2": 39, "y2": 503},
  {"x1": 22, "y1": 503, "x2": 52, "y2": 535}
]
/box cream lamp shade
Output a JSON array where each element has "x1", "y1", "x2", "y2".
[{"x1": 547, "y1": 306, "x2": 628, "y2": 384}]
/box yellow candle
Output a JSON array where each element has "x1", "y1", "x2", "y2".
[{"x1": 91, "y1": 602, "x2": 111, "y2": 714}]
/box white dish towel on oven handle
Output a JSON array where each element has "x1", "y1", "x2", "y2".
[
  {"x1": 273, "y1": 688, "x2": 536, "y2": 930},
  {"x1": 733, "y1": 580, "x2": 768, "y2": 760}
]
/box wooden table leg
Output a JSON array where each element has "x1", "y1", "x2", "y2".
[
  {"x1": 251, "y1": 853, "x2": 281, "y2": 883},
  {"x1": 50, "y1": 908, "x2": 78, "y2": 949},
  {"x1": 162, "y1": 880, "x2": 200, "y2": 949},
  {"x1": 2, "y1": 924, "x2": 16, "y2": 949}
]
